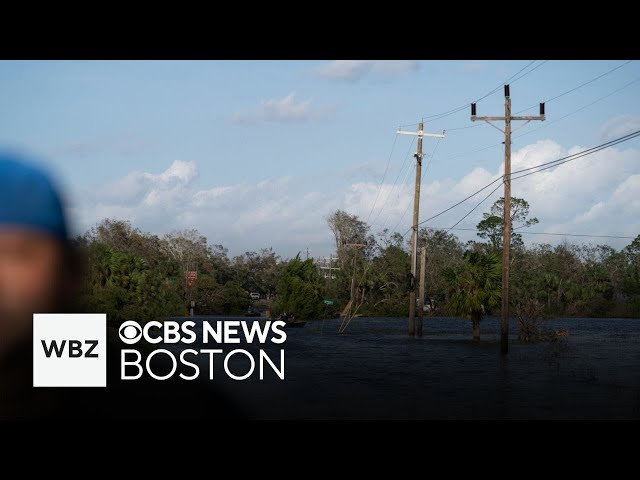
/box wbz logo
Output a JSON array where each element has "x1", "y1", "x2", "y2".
[
  {"x1": 33, "y1": 313, "x2": 107, "y2": 387},
  {"x1": 41, "y1": 339, "x2": 99, "y2": 358}
]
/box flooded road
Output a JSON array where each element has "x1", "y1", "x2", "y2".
[{"x1": 167, "y1": 316, "x2": 640, "y2": 419}]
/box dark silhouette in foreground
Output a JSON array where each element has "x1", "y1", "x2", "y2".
[{"x1": 0, "y1": 153, "x2": 243, "y2": 420}]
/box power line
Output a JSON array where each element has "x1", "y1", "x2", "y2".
[
  {"x1": 434, "y1": 61, "x2": 543, "y2": 132},
  {"x1": 445, "y1": 181, "x2": 504, "y2": 233},
  {"x1": 397, "y1": 128, "x2": 640, "y2": 237},
  {"x1": 509, "y1": 60, "x2": 549, "y2": 84},
  {"x1": 519, "y1": 231, "x2": 636, "y2": 239},
  {"x1": 399, "y1": 60, "x2": 543, "y2": 128},
  {"x1": 366, "y1": 132, "x2": 398, "y2": 223},
  {"x1": 369, "y1": 136, "x2": 415, "y2": 226},
  {"x1": 422, "y1": 226, "x2": 636, "y2": 240},
  {"x1": 383, "y1": 165, "x2": 418, "y2": 237},
  {"x1": 442, "y1": 142, "x2": 506, "y2": 236},
  {"x1": 422, "y1": 135, "x2": 442, "y2": 174},
  {"x1": 471, "y1": 60, "x2": 539, "y2": 104},
  {"x1": 513, "y1": 76, "x2": 640, "y2": 141},
  {"x1": 443, "y1": 123, "x2": 483, "y2": 132},
  {"x1": 442, "y1": 61, "x2": 630, "y2": 132},
  {"x1": 511, "y1": 129, "x2": 640, "y2": 180},
  {"x1": 514, "y1": 60, "x2": 633, "y2": 114},
  {"x1": 388, "y1": 137, "x2": 442, "y2": 234},
  {"x1": 434, "y1": 75, "x2": 640, "y2": 166},
  {"x1": 398, "y1": 177, "x2": 503, "y2": 237},
  {"x1": 511, "y1": 129, "x2": 640, "y2": 175}
]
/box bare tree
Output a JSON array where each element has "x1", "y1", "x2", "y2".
[
  {"x1": 161, "y1": 229, "x2": 210, "y2": 274},
  {"x1": 326, "y1": 210, "x2": 369, "y2": 269}
]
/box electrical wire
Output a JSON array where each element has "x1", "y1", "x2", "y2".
[
  {"x1": 422, "y1": 135, "x2": 442, "y2": 175},
  {"x1": 511, "y1": 129, "x2": 640, "y2": 178},
  {"x1": 439, "y1": 62, "x2": 548, "y2": 131},
  {"x1": 431, "y1": 75, "x2": 640, "y2": 168},
  {"x1": 369, "y1": 136, "x2": 415, "y2": 226},
  {"x1": 514, "y1": 60, "x2": 633, "y2": 114},
  {"x1": 509, "y1": 60, "x2": 549, "y2": 84},
  {"x1": 397, "y1": 128, "x2": 640, "y2": 237},
  {"x1": 471, "y1": 60, "x2": 539, "y2": 104},
  {"x1": 421, "y1": 227, "x2": 636, "y2": 240},
  {"x1": 445, "y1": 181, "x2": 504, "y2": 234},
  {"x1": 398, "y1": 60, "x2": 543, "y2": 128},
  {"x1": 398, "y1": 176, "x2": 503, "y2": 237},
  {"x1": 513, "y1": 77, "x2": 640, "y2": 141},
  {"x1": 388, "y1": 169, "x2": 415, "y2": 234},
  {"x1": 366, "y1": 132, "x2": 398, "y2": 223},
  {"x1": 384, "y1": 164, "x2": 415, "y2": 233},
  {"x1": 387, "y1": 136, "x2": 443, "y2": 233},
  {"x1": 511, "y1": 130, "x2": 640, "y2": 180}
]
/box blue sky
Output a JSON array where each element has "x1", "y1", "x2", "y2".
[{"x1": 0, "y1": 60, "x2": 638, "y2": 258}]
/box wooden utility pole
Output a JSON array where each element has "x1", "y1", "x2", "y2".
[
  {"x1": 398, "y1": 121, "x2": 445, "y2": 337},
  {"x1": 350, "y1": 256, "x2": 356, "y2": 308},
  {"x1": 345, "y1": 242, "x2": 366, "y2": 318},
  {"x1": 417, "y1": 246, "x2": 426, "y2": 337},
  {"x1": 472, "y1": 84, "x2": 545, "y2": 354}
]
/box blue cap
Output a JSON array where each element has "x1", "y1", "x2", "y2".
[{"x1": 0, "y1": 153, "x2": 69, "y2": 241}]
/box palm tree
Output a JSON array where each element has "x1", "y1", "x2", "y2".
[{"x1": 443, "y1": 251, "x2": 501, "y2": 342}]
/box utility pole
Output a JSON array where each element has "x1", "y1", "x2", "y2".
[
  {"x1": 417, "y1": 246, "x2": 426, "y2": 337},
  {"x1": 345, "y1": 242, "x2": 366, "y2": 317},
  {"x1": 472, "y1": 84, "x2": 545, "y2": 354},
  {"x1": 398, "y1": 121, "x2": 445, "y2": 337}
]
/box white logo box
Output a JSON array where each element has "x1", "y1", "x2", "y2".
[{"x1": 33, "y1": 313, "x2": 107, "y2": 387}]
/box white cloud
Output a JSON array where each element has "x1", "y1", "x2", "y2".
[
  {"x1": 600, "y1": 115, "x2": 640, "y2": 141},
  {"x1": 71, "y1": 161, "x2": 341, "y2": 256},
  {"x1": 233, "y1": 92, "x2": 319, "y2": 124},
  {"x1": 91, "y1": 160, "x2": 197, "y2": 206},
  {"x1": 70, "y1": 134, "x2": 640, "y2": 258},
  {"x1": 342, "y1": 138, "x2": 640, "y2": 250},
  {"x1": 314, "y1": 60, "x2": 419, "y2": 82}
]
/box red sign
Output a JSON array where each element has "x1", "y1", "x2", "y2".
[{"x1": 186, "y1": 271, "x2": 197, "y2": 287}]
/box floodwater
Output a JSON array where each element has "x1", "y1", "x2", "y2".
[{"x1": 167, "y1": 316, "x2": 640, "y2": 419}]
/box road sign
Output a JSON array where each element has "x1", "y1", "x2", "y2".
[
  {"x1": 323, "y1": 300, "x2": 334, "y2": 305},
  {"x1": 186, "y1": 271, "x2": 197, "y2": 287}
]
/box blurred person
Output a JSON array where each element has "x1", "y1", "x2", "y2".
[
  {"x1": 0, "y1": 153, "x2": 90, "y2": 417},
  {"x1": 0, "y1": 153, "x2": 244, "y2": 419}
]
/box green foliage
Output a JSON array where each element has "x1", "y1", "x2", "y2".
[
  {"x1": 77, "y1": 211, "x2": 640, "y2": 325},
  {"x1": 623, "y1": 234, "x2": 640, "y2": 296},
  {"x1": 476, "y1": 197, "x2": 538, "y2": 251},
  {"x1": 218, "y1": 281, "x2": 251, "y2": 314},
  {"x1": 232, "y1": 248, "x2": 280, "y2": 297},
  {"x1": 274, "y1": 254, "x2": 324, "y2": 320},
  {"x1": 362, "y1": 243, "x2": 411, "y2": 316},
  {"x1": 190, "y1": 274, "x2": 250, "y2": 315},
  {"x1": 418, "y1": 228, "x2": 465, "y2": 300},
  {"x1": 79, "y1": 242, "x2": 183, "y2": 326},
  {"x1": 443, "y1": 251, "x2": 502, "y2": 322}
]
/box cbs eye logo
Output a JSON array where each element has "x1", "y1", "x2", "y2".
[{"x1": 119, "y1": 321, "x2": 142, "y2": 345}]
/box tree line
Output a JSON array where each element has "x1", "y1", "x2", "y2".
[{"x1": 75, "y1": 197, "x2": 640, "y2": 330}]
